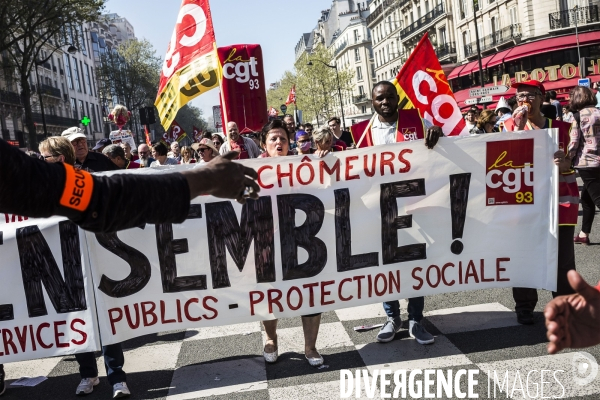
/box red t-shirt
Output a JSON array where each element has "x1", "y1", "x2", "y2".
[{"x1": 229, "y1": 137, "x2": 249, "y2": 160}]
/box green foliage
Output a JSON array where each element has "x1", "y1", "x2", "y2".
[
  {"x1": 96, "y1": 38, "x2": 161, "y2": 113},
  {"x1": 267, "y1": 44, "x2": 354, "y2": 125}
]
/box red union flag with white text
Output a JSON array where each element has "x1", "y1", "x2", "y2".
[
  {"x1": 155, "y1": 0, "x2": 220, "y2": 130},
  {"x1": 392, "y1": 33, "x2": 468, "y2": 136}
]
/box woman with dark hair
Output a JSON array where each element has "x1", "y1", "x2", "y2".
[
  {"x1": 569, "y1": 86, "x2": 600, "y2": 245},
  {"x1": 150, "y1": 142, "x2": 179, "y2": 167},
  {"x1": 211, "y1": 134, "x2": 224, "y2": 153},
  {"x1": 541, "y1": 92, "x2": 557, "y2": 120},
  {"x1": 471, "y1": 109, "x2": 497, "y2": 133},
  {"x1": 257, "y1": 119, "x2": 324, "y2": 367}
]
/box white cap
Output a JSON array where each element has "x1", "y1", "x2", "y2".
[
  {"x1": 61, "y1": 127, "x2": 86, "y2": 141},
  {"x1": 495, "y1": 97, "x2": 511, "y2": 113}
]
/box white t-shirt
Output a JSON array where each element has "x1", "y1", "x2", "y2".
[
  {"x1": 371, "y1": 116, "x2": 433, "y2": 146},
  {"x1": 150, "y1": 157, "x2": 179, "y2": 167}
]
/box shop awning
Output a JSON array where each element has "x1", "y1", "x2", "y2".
[
  {"x1": 503, "y1": 31, "x2": 600, "y2": 63},
  {"x1": 447, "y1": 64, "x2": 468, "y2": 80},
  {"x1": 447, "y1": 31, "x2": 600, "y2": 80}
]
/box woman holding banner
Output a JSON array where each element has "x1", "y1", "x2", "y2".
[{"x1": 258, "y1": 119, "x2": 325, "y2": 367}]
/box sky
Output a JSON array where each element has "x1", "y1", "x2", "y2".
[{"x1": 104, "y1": 0, "x2": 328, "y2": 121}]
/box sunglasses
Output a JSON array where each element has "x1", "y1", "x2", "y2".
[{"x1": 198, "y1": 147, "x2": 211, "y2": 153}]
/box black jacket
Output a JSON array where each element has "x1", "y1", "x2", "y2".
[{"x1": 0, "y1": 139, "x2": 190, "y2": 232}]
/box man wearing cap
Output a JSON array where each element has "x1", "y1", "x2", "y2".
[
  {"x1": 61, "y1": 127, "x2": 118, "y2": 173},
  {"x1": 219, "y1": 121, "x2": 261, "y2": 159},
  {"x1": 504, "y1": 80, "x2": 578, "y2": 325},
  {"x1": 93, "y1": 138, "x2": 112, "y2": 153}
]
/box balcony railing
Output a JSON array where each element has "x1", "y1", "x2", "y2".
[
  {"x1": 464, "y1": 24, "x2": 521, "y2": 57},
  {"x1": 0, "y1": 90, "x2": 22, "y2": 106},
  {"x1": 32, "y1": 113, "x2": 79, "y2": 127},
  {"x1": 32, "y1": 84, "x2": 62, "y2": 99},
  {"x1": 400, "y1": 4, "x2": 445, "y2": 38},
  {"x1": 353, "y1": 94, "x2": 371, "y2": 104},
  {"x1": 334, "y1": 40, "x2": 348, "y2": 57},
  {"x1": 435, "y1": 42, "x2": 456, "y2": 58},
  {"x1": 549, "y1": 5, "x2": 599, "y2": 30},
  {"x1": 366, "y1": 0, "x2": 400, "y2": 26}
]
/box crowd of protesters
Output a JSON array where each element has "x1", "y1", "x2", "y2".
[{"x1": 1, "y1": 80, "x2": 599, "y2": 398}]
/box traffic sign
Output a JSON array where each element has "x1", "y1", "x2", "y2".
[
  {"x1": 578, "y1": 78, "x2": 591, "y2": 87},
  {"x1": 81, "y1": 116, "x2": 91, "y2": 126},
  {"x1": 469, "y1": 85, "x2": 509, "y2": 98},
  {"x1": 465, "y1": 96, "x2": 493, "y2": 105},
  {"x1": 280, "y1": 104, "x2": 287, "y2": 114}
]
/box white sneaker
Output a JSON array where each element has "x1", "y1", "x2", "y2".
[
  {"x1": 113, "y1": 382, "x2": 131, "y2": 398},
  {"x1": 76, "y1": 377, "x2": 99, "y2": 395}
]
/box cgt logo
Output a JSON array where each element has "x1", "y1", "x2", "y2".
[
  {"x1": 402, "y1": 127, "x2": 418, "y2": 141},
  {"x1": 486, "y1": 139, "x2": 534, "y2": 206}
]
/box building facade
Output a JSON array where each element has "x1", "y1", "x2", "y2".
[
  {"x1": 368, "y1": 0, "x2": 457, "y2": 82},
  {"x1": 448, "y1": 0, "x2": 600, "y2": 107},
  {"x1": 295, "y1": 0, "x2": 375, "y2": 126}
]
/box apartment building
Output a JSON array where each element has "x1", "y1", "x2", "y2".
[
  {"x1": 448, "y1": 0, "x2": 600, "y2": 107},
  {"x1": 295, "y1": 0, "x2": 375, "y2": 125},
  {"x1": 368, "y1": 0, "x2": 457, "y2": 82}
]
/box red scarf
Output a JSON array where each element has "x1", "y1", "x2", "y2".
[{"x1": 229, "y1": 137, "x2": 249, "y2": 159}]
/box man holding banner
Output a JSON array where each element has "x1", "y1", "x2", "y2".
[{"x1": 351, "y1": 80, "x2": 443, "y2": 345}]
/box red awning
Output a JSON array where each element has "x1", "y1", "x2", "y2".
[
  {"x1": 447, "y1": 31, "x2": 600, "y2": 79},
  {"x1": 447, "y1": 64, "x2": 468, "y2": 80},
  {"x1": 503, "y1": 31, "x2": 600, "y2": 63}
]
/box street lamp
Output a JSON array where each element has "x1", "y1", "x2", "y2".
[
  {"x1": 307, "y1": 60, "x2": 347, "y2": 131},
  {"x1": 33, "y1": 45, "x2": 78, "y2": 137}
]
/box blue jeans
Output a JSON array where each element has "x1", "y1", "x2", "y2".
[
  {"x1": 75, "y1": 343, "x2": 126, "y2": 385},
  {"x1": 383, "y1": 297, "x2": 424, "y2": 322}
]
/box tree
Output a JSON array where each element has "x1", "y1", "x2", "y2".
[
  {"x1": 266, "y1": 71, "x2": 297, "y2": 117},
  {"x1": 295, "y1": 45, "x2": 353, "y2": 125},
  {"x1": 4, "y1": 0, "x2": 105, "y2": 147},
  {"x1": 97, "y1": 39, "x2": 161, "y2": 119},
  {"x1": 267, "y1": 45, "x2": 354, "y2": 127}
]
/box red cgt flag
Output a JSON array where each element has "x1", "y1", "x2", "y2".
[
  {"x1": 193, "y1": 125, "x2": 203, "y2": 142},
  {"x1": 155, "y1": 0, "x2": 220, "y2": 130},
  {"x1": 392, "y1": 33, "x2": 467, "y2": 136},
  {"x1": 285, "y1": 85, "x2": 296, "y2": 105}
]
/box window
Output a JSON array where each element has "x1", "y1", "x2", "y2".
[
  {"x1": 439, "y1": 27, "x2": 447, "y2": 45},
  {"x1": 64, "y1": 54, "x2": 74, "y2": 90},
  {"x1": 354, "y1": 29, "x2": 359, "y2": 43},
  {"x1": 357, "y1": 66, "x2": 363, "y2": 81},
  {"x1": 425, "y1": 0, "x2": 430, "y2": 13},
  {"x1": 72, "y1": 56, "x2": 81, "y2": 92},
  {"x1": 359, "y1": 85, "x2": 364, "y2": 95},
  {"x1": 80, "y1": 61, "x2": 87, "y2": 94},
  {"x1": 84, "y1": 63, "x2": 92, "y2": 95},
  {"x1": 417, "y1": 6, "x2": 421, "y2": 18},
  {"x1": 509, "y1": 7, "x2": 517, "y2": 25},
  {"x1": 70, "y1": 98, "x2": 77, "y2": 118},
  {"x1": 355, "y1": 48, "x2": 360, "y2": 61},
  {"x1": 78, "y1": 100, "x2": 85, "y2": 121}
]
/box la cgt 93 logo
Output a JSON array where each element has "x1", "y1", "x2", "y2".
[{"x1": 485, "y1": 139, "x2": 534, "y2": 206}]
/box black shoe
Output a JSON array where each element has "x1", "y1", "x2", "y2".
[
  {"x1": 516, "y1": 310, "x2": 535, "y2": 325},
  {"x1": 0, "y1": 365, "x2": 5, "y2": 396}
]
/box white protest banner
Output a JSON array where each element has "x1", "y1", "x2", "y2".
[
  {"x1": 85, "y1": 130, "x2": 558, "y2": 345},
  {"x1": 0, "y1": 216, "x2": 100, "y2": 363}
]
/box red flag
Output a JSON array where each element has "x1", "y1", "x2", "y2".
[
  {"x1": 168, "y1": 120, "x2": 187, "y2": 143},
  {"x1": 268, "y1": 107, "x2": 278, "y2": 117},
  {"x1": 155, "y1": 0, "x2": 220, "y2": 130},
  {"x1": 285, "y1": 85, "x2": 296, "y2": 105},
  {"x1": 218, "y1": 44, "x2": 268, "y2": 133},
  {"x1": 193, "y1": 125, "x2": 203, "y2": 142},
  {"x1": 144, "y1": 125, "x2": 152, "y2": 146},
  {"x1": 392, "y1": 33, "x2": 467, "y2": 136}
]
